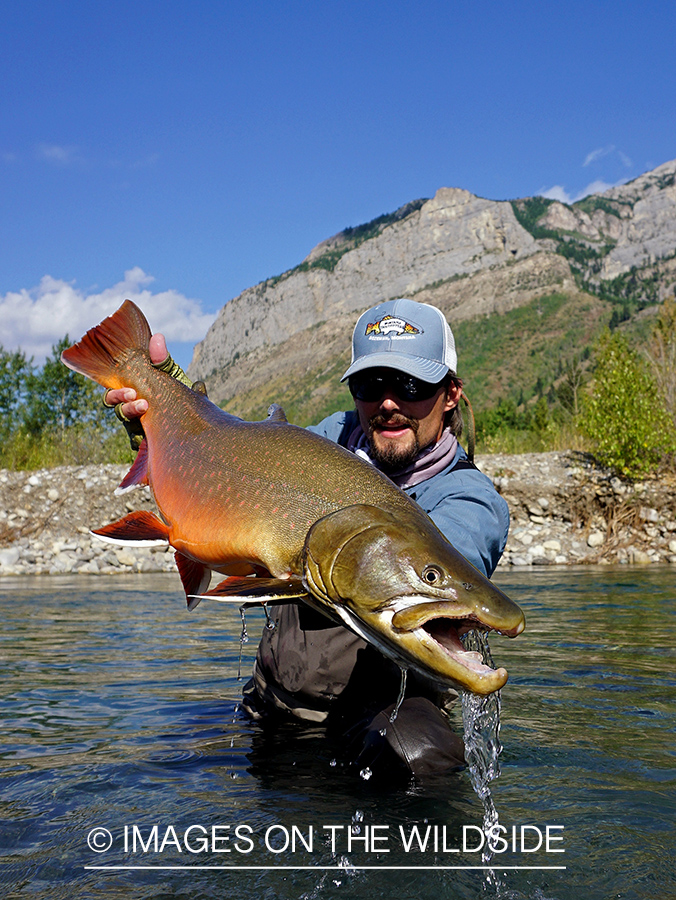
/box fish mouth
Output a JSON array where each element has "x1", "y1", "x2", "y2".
[
  {"x1": 328, "y1": 596, "x2": 511, "y2": 695},
  {"x1": 385, "y1": 599, "x2": 512, "y2": 692},
  {"x1": 415, "y1": 616, "x2": 495, "y2": 678},
  {"x1": 391, "y1": 599, "x2": 524, "y2": 639}
]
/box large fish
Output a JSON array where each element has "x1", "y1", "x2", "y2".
[{"x1": 62, "y1": 300, "x2": 525, "y2": 695}]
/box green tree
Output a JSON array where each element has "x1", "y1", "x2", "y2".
[
  {"x1": 556, "y1": 355, "x2": 586, "y2": 417},
  {"x1": 22, "y1": 336, "x2": 102, "y2": 435},
  {"x1": 532, "y1": 396, "x2": 550, "y2": 433},
  {"x1": 580, "y1": 331, "x2": 676, "y2": 477},
  {"x1": 0, "y1": 346, "x2": 32, "y2": 439}
]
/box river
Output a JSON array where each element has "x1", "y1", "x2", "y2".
[{"x1": 0, "y1": 568, "x2": 674, "y2": 899}]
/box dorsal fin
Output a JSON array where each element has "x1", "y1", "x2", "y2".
[{"x1": 266, "y1": 403, "x2": 288, "y2": 424}]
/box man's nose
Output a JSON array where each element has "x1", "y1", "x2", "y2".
[{"x1": 379, "y1": 392, "x2": 401, "y2": 411}]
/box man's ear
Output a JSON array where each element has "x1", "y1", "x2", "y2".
[{"x1": 443, "y1": 382, "x2": 463, "y2": 412}]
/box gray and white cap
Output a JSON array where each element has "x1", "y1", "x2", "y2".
[{"x1": 341, "y1": 298, "x2": 457, "y2": 384}]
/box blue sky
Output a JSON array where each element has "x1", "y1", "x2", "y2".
[{"x1": 2, "y1": 0, "x2": 675, "y2": 367}]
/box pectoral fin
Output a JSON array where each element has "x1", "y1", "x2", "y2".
[
  {"x1": 91, "y1": 511, "x2": 170, "y2": 547},
  {"x1": 189, "y1": 575, "x2": 308, "y2": 606}
]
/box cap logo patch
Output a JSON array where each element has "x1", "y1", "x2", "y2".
[{"x1": 364, "y1": 315, "x2": 421, "y2": 338}]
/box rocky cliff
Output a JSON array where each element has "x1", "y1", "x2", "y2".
[{"x1": 187, "y1": 159, "x2": 676, "y2": 422}]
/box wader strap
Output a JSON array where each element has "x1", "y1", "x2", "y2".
[{"x1": 461, "y1": 392, "x2": 476, "y2": 464}]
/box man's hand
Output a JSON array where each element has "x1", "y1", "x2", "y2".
[{"x1": 105, "y1": 334, "x2": 168, "y2": 419}]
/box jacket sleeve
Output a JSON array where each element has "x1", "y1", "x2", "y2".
[
  {"x1": 408, "y1": 463, "x2": 509, "y2": 578},
  {"x1": 306, "y1": 410, "x2": 358, "y2": 444}
]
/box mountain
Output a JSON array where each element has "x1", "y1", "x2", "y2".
[{"x1": 187, "y1": 159, "x2": 676, "y2": 424}]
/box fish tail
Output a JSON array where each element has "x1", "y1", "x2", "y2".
[{"x1": 60, "y1": 299, "x2": 152, "y2": 390}]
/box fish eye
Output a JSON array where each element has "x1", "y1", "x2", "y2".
[{"x1": 422, "y1": 565, "x2": 443, "y2": 585}]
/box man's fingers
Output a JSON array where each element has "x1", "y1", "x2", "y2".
[
  {"x1": 149, "y1": 333, "x2": 168, "y2": 365},
  {"x1": 105, "y1": 388, "x2": 137, "y2": 407},
  {"x1": 121, "y1": 399, "x2": 149, "y2": 419}
]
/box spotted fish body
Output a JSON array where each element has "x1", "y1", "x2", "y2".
[
  {"x1": 142, "y1": 386, "x2": 433, "y2": 578},
  {"x1": 62, "y1": 301, "x2": 525, "y2": 694}
]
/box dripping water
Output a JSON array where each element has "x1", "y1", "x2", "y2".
[
  {"x1": 389, "y1": 667, "x2": 408, "y2": 723},
  {"x1": 263, "y1": 603, "x2": 276, "y2": 630},
  {"x1": 351, "y1": 809, "x2": 364, "y2": 833},
  {"x1": 460, "y1": 629, "x2": 503, "y2": 873},
  {"x1": 237, "y1": 607, "x2": 249, "y2": 680}
]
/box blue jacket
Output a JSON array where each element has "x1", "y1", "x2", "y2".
[{"x1": 307, "y1": 410, "x2": 509, "y2": 577}]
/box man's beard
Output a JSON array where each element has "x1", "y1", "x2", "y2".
[{"x1": 366, "y1": 414, "x2": 420, "y2": 473}]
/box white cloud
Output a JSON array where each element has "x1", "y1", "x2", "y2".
[
  {"x1": 582, "y1": 146, "x2": 632, "y2": 169},
  {"x1": 583, "y1": 145, "x2": 615, "y2": 167},
  {"x1": 538, "y1": 178, "x2": 625, "y2": 205},
  {"x1": 574, "y1": 179, "x2": 617, "y2": 199},
  {"x1": 538, "y1": 184, "x2": 573, "y2": 203},
  {"x1": 0, "y1": 268, "x2": 216, "y2": 363},
  {"x1": 35, "y1": 143, "x2": 84, "y2": 165}
]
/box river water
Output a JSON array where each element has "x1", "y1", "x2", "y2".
[{"x1": 1, "y1": 568, "x2": 674, "y2": 899}]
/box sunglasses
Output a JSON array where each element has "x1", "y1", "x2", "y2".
[{"x1": 348, "y1": 370, "x2": 445, "y2": 403}]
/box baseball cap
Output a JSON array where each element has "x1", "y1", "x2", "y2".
[{"x1": 341, "y1": 298, "x2": 457, "y2": 384}]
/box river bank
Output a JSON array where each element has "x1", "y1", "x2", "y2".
[{"x1": 1, "y1": 451, "x2": 675, "y2": 576}]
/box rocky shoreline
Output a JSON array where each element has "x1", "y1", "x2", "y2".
[{"x1": 1, "y1": 451, "x2": 675, "y2": 577}]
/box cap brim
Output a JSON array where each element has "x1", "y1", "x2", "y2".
[{"x1": 341, "y1": 352, "x2": 449, "y2": 383}]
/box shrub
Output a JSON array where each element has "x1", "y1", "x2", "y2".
[{"x1": 580, "y1": 332, "x2": 676, "y2": 477}]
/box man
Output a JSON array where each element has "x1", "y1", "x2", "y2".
[{"x1": 107, "y1": 298, "x2": 509, "y2": 779}]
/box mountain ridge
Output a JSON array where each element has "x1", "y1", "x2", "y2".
[{"x1": 187, "y1": 159, "x2": 676, "y2": 424}]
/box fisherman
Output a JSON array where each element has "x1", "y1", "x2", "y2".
[{"x1": 105, "y1": 298, "x2": 509, "y2": 779}]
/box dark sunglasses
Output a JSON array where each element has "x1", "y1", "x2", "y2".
[{"x1": 348, "y1": 370, "x2": 445, "y2": 403}]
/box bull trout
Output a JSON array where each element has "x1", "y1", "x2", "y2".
[{"x1": 62, "y1": 300, "x2": 525, "y2": 695}]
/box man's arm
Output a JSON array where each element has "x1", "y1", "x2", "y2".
[{"x1": 410, "y1": 466, "x2": 509, "y2": 578}]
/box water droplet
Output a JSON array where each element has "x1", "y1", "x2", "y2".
[
  {"x1": 329, "y1": 759, "x2": 337, "y2": 767},
  {"x1": 237, "y1": 608, "x2": 249, "y2": 680},
  {"x1": 352, "y1": 810, "x2": 364, "y2": 822},
  {"x1": 379, "y1": 728, "x2": 387, "y2": 737},
  {"x1": 461, "y1": 629, "x2": 503, "y2": 866},
  {"x1": 390, "y1": 667, "x2": 407, "y2": 722},
  {"x1": 263, "y1": 604, "x2": 276, "y2": 630},
  {"x1": 359, "y1": 767, "x2": 372, "y2": 781},
  {"x1": 239, "y1": 607, "x2": 249, "y2": 643}
]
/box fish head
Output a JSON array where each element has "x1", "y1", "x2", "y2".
[{"x1": 302, "y1": 504, "x2": 525, "y2": 695}]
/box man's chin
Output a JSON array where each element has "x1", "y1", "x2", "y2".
[{"x1": 370, "y1": 430, "x2": 419, "y2": 471}]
